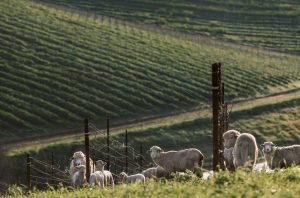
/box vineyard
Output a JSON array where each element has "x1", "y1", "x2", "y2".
[
  {"x1": 1, "y1": 0, "x2": 300, "y2": 144},
  {"x1": 37, "y1": 0, "x2": 300, "y2": 54},
  {"x1": 1, "y1": 0, "x2": 300, "y2": 196}
]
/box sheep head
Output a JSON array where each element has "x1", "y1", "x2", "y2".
[
  {"x1": 149, "y1": 146, "x2": 163, "y2": 159},
  {"x1": 261, "y1": 142, "x2": 276, "y2": 154},
  {"x1": 119, "y1": 172, "x2": 127, "y2": 182},
  {"x1": 72, "y1": 151, "x2": 85, "y2": 166},
  {"x1": 75, "y1": 165, "x2": 86, "y2": 174},
  {"x1": 95, "y1": 160, "x2": 106, "y2": 170},
  {"x1": 223, "y1": 130, "x2": 240, "y2": 149}
]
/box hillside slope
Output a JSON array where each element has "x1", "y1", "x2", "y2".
[
  {"x1": 0, "y1": 0, "x2": 300, "y2": 143},
  {"x1": 37, "y1": 0, "x2": 300, "y2": 55}
]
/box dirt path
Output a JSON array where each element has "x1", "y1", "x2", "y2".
[{"x1": 2, "y1": 86, "x2": 300, "y2": 155}]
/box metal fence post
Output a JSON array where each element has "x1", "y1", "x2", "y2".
[
  {"x1": 139, "y1": 145, "x2": 143, "y2": 172},
  {"x1": 84, "y1": 118, "x2": 90, "y2": 182},
  {"x1": 51, "y1": 152, "x2": 54, "y2": 185},
  {"x1": 125, "y1": 129, "x2": 128, "y2": 173},
  {"x1": 107, "y1": 116, "x2": 110, "y2": 171},
  {"x1": 26, "y1": 154, "x2": 31, "y2": 191}
]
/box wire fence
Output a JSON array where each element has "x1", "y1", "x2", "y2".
[{"x1": 24, "y1": 119, "x2": 155, "y2": 190}]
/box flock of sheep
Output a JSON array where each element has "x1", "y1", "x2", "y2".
[{"x1": 69, "y1": 129, "x2": 300, "y2": 188}]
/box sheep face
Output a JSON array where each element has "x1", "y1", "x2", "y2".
[
  {"x1": 95, "y1": 160, "x2": 106, "y2": 170},
  {"x1": 261, "y1": 142, "x2": 275, "y2": 154},
  {"x1": 223, "y1": 130, "x2": 240, "y2": 149},
  {"x1": 119, "y1": 172, "x2": 127, "y2": 182},
  {"x1": 76, "y1": 165, "x2": 86, "y2": 174},
  {"x1": 149, "y1": 146, "x2": 163, "y2": 159},
  {"x1": 72, "y1": 151, "x2": 85, "y2": 166}
]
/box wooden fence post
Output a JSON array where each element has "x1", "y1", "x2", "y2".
[
  {"x1": 107, "y1": 116, "x2": 110, "y2": 171},
  {"x1": 212, "y1": 63, "x2": 221, "y2": 171},
  {"x1": 26, "y1": 154, "x2": 31, "y2": 191},
  {"x1": 84, "y1": 118, "x2": 90, "y2": 182}
]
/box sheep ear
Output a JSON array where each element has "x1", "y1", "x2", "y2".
[
  {"x1": 260, "y1": 144, "x2": 264, "y2": 148},
  {"x1": 271, "y1": 142, "x2": 276, "y2": 147}
]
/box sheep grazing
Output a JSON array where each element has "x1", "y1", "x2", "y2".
[
  {"x1": 223, "y1": 147, "x2": 235, "y2": 171},
  {"x1": 223, "y1": 130, "x2": 241, "y2": 171},
  {"x1": 233, "y1": 133, "x2": 258, "y2": 170},
  {"x1": 223, "y1": 130, "x2": 241, "y2": 149},
  {"x1": 95, "y1": 160, "x2": 114, "y2": 188},
  {"x1": 141, "y1": 166, "x2": 168, "y2": 179},
  {"x1": 261, "y1": 142, "x2": 300, "y2": 169},
  {"x1": 149, "y1": 146, "x2": 204, "y2": 173},
  {"x1": 72, "y1": 165, "x2": 86, "y2": 187},
  {"x1": 89, "y1": 171, "x2": 105, "y2": 188},
  {"x1": 69, "y1": 151, "x2": 94, "y2": 178},
  {"x1": 119, "y1": 172, "x2": 145, "y2": 184}
]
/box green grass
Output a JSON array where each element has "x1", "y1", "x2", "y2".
[
  {"x1": 1, "y1": 0, "x2": 300, "y2": 143},
  {"x1": 5, "y1": 167, "x2": 300, "y2": 197},
  {"x1": 37, "y1": 0, "x2": 300, "y2": 55}
]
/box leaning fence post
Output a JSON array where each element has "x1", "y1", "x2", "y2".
[
  {"x1": 212, "y1": 63, "x2": 221, "y2": 171},
  {"x1": 107, "y1": 116, "x2": 110, "y2": 171},
  {"x1": 26, "y1": 154, "x2": 31, "y2": 191},
  {"x1": 84, "y1": 118, "x2": 90, "y2": 182},
  {"x1": 125, "y1": 129, "x2": 128, "y2": 174}
]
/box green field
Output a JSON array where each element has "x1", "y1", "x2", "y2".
[
  {"x1": 5, "y1": 168, "x2": 300, "y2": 197},
  {"x1": 37, "y1": 0, "x2": 300, "y2": 55},
  {"x1": 1, "y1": 0, "x2": 300, "y2": 144}
]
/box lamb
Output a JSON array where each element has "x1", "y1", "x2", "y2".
[
  {"x1": 72, "y1": 165, "x2": 86, "y2": 187},
  {"x1": 223, "y1": 130, "x2": 240, "y2": 149},
  {"x1": 119, "y1": 172, "x2": 145, "y2": 184},
  {"x1": 223, "y1": 147, "x2": 235, "y2": 171},
  {"x1": 89, "y1": 171, "x2": 105, "y2": 188},
  {"x1": 261, "y1": 142, "x2": 300, "y2": 169},
  {"x1": 69, "y1": 151, "x2": 94, "y2": 178},
  {"x1": 95, "y1": 160, "x2": 114, "y2": 188},
  {"x1": 223, "y1": 130, "x2": 241, "y2": 171},
  {"x1": 141, "y1": 166, "x2": 168, "y2": 179},
  {"x1": 149, "y1": 146, "x2": 204, "y2": 173},
  {"x1": 233, "y1": 133, "x2": 258, "y2": 170}
]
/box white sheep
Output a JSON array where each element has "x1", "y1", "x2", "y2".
[
  {"x1": 69, "y1": 151, "x2": 94, "y2": 178},
  {"x1": 149, "y1": 146, "x2": 204, "y2": 173},
  {"x1": 72, "y1": 165, "x2": 86, "y2": 187},
  {"x1": 223, "y1": 130, "x2": 240, "y2": 149},
  {"x1": 89, "y1": 171, "x2": 105, "y2": 188},
  {"x1": 233, "y1": 133, "x2": 258, "y2": 170},
  {"x1": 223, "y1": 130, "x2": 241, "y2": 171},
  {"x1": 141, "y1": 166, "x2": 168, "y2": 179},
  {"x1": 95, "y1": 160, "x2": 114, "y2": 188},
  {"x1": 119, "y1": 172, "x2": 145, "y2": 184},
  {"x1": 223, "y1": 147, "x2": 235, "y2": 171},
  {"x1": 261, "y1": 142, "x2": 300, "y2": 169}
]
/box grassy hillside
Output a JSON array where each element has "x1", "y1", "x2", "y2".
[
  {"x1": 5, "y1": 168, "x2": 300, "y2": 197},
  {"x1": 4, "y1": 96, "x2": 300, "y2": 187},
  {"x1": 37, "y1": 0, "x2": 300, "y2": 55},
  {"x1": 1, "y1": 0, "x2": 300, "y2": 143}
]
